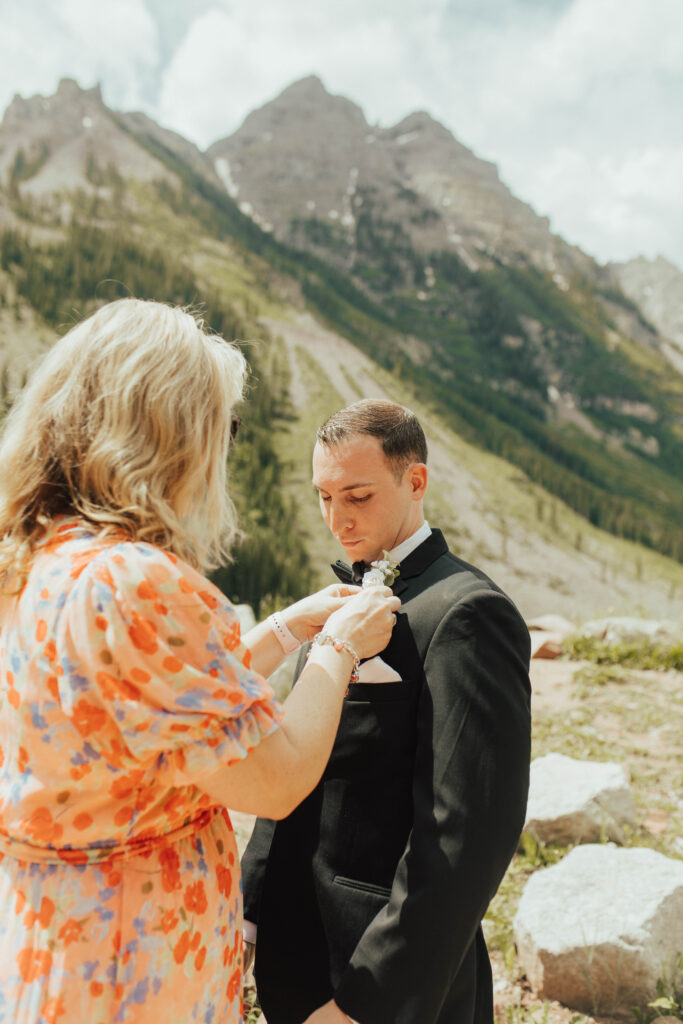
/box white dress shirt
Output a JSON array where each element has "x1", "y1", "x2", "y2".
[{"x1": 381, "y1": 520, "x2": 431, "y2": 565}]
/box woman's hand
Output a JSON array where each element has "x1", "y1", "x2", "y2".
[
  {"x1": 242, "y1": 585, "x2": 359, "y2": 678},
  {"x1": 281, "y1": 584, "x2": 361, "y2": 643},
  {"x1": 323, "y1": 584, "x2": 400, "y2": 661}
]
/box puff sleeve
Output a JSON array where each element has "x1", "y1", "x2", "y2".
[{"x1": 55, "y1": 540, "x2": 283, "y2": 786}]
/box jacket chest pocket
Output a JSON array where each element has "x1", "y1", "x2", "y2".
[{"x1": 329, "y1": 684, "x2": 416, "y2": 772}]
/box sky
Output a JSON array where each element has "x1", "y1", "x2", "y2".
[{"x1": 0, "y1": 0, "x2": 681, "y2": 269}]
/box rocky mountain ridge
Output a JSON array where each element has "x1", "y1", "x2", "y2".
[
  {"x1": 207, "y1": 75, "x2": 594, "y2": 284},
  {"x1": 0, "y1": 78, "x2": 175, "y2": 202}
]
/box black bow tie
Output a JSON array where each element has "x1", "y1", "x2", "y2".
[{"x1": 331, "y1": 560, "x2": 367, "y2": 585}]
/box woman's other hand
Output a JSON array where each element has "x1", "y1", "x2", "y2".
[{"x1": 323, "y1": 585, "x2": 400, "y2": 661}]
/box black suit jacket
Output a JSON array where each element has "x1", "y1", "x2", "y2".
[{"x1": 242, "y1": 530, "x2": 531, "y2": 1023}]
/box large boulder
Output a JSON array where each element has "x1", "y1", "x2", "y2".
[
  {"x1": 525, "y1": 754, "x2": 637, "y2": 844},
  {"x1": 514, "y1": 845, "x2": 683, "y2": 1014}
]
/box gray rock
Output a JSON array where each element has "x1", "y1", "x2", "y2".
[
  {"x1": 524, "y1": 754, "x2": 637, "y2": 844},
  {"x1": 529, "y1": 632, "x2": 564, "y2": 659},
  {"x1": 527, "y1": 614, "x2": 575, "y2": 636},
  {"x1": 514, "y1": 845, "x2": 683, "y2": 1014},
  {"x1": 528, "y1": 615, "x2": 575, "y2": 658}
]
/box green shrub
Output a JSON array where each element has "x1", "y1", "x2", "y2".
[{"x1": 564, "y1": 635, "x2": 683, "y2": 672}]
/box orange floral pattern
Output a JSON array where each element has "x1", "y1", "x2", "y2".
[{"x1": 0, "y1": 517, "x2": 283, "y2": 1023}]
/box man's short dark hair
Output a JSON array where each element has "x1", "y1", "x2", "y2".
[{"x1": 316, "y1": 399, "x2": 427, "y2": 476}]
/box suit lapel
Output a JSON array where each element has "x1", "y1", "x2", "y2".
[{"x1": 392, "y1": 529, "x2": 448, "y2": 597}]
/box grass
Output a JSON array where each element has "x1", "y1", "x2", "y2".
[
  {"x1": 564, "y1": 635, "x2": 683, "y2": 672},
  {"x1": 633, "y1": 955, "x2": 683, "y2": 1023}
]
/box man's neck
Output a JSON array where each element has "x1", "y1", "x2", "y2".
[{"x1": 387, "y1": 520, "x2": 431, "y2": 563}]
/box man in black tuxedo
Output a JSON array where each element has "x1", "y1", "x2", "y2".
[{"x1": 242, "y1": 399, "x2": 531, "y2": 1024}]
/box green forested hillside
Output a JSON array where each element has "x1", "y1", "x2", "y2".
[{"x1": 282, "y1": 210, "x2": 683, "y2": 561}]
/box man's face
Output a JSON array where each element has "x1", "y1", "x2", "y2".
[{"x1": 312, "y1": 434, "x2": 426, "y2": 563}]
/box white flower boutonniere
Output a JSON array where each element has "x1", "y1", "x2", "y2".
[{"x1": 362, "y1": 551, "x2": 400, "y2": 587}]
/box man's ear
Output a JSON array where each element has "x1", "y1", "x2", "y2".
[{"x1": 408, "y1": 463, "x2": 428, "y2": 500}]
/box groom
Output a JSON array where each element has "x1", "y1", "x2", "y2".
[{"x1": 242, "y1": 399, "x2": 531, "y2": 1023}]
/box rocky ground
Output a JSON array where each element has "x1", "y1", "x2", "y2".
[
  {"x1": 489, "y1": 656, "x2": 682, "y2": 1024},
  {"x1": 233, "y1": 652, "x2": 683, "y2": 1024}
]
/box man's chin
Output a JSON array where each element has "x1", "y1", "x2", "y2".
[
  {"x1": 341, "y1": 542, "x2": 366, "y2": 560},
  {"x1": 342, "y1": 542, "x2": 378, "y2": 563}
]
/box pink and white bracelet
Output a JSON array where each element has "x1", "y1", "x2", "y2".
[{"x1": 267, "y1": 612, "x2": 301, "y2": 654}]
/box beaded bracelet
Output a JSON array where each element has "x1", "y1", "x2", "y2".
[{"x1": 309, "y1": 631, "x2": 360, "y2": 686}]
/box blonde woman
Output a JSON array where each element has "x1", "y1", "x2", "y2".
[{"x1": 0, "y1": 299, "x2": 399, "y2": 1024}]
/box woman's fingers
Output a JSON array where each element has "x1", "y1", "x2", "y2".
[
  {"x1": 325, "y1": 586, "x2": 401, "y2": 659},
  {"x1": 326, "y1": 584, "x2": 360, "y2": 598}
]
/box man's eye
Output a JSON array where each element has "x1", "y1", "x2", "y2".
[
  {"x1": 319, "y1": 495, "x2": 331, "y2": 503},
  {"x1": 350, "y1": 495, "x2": 371, "y2": 504}
]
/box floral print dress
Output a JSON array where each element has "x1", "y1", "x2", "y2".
[{"x1": 0, "y1": 517, "x2": 283, "y2": 1023}]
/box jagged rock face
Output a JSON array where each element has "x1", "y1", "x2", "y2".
[
  {"x1": 208, "y1": 76, "x2": 394, "y2": 239},
  {"x1": 610, "y1": 255, "x2": 683, "y2": 372},
  {"x1": 208, "y1": 75, "x2": 592, "y2": 278},
  {"x1": 0, "y1": 78, "x2": 174, "y2": 197}
]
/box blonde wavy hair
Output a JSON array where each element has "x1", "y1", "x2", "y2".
[{"x1": 0, "y1": 298, "x2": 247, "y2": 584}]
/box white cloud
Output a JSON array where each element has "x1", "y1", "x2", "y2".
[
  {"x1": 0, "y1": 0, "x2": 159, "y2": 116},
  {"x1": 474, "y1": 0, "x2": 683, "y2": 118},
  {"x1": 56, "y1": 0, "x2": 161, "y2": 109},
  {"x1": 412, "y1": 0, "x2": 683, "y2": 266},
  {"x1": 513, "y1": 143, "x2": 683, "y2": 264},
  {"x1": 156, "y1": 1, "x2": 438, "y2": 145}
]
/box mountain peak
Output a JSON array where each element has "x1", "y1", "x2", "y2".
[
  {"x1": 279, "y1": 75, "x2": 327, "y2": 99},
  {"x1": 248, "y1": 74, "x2": 367, "y2": 128},
  {"x1": 2, "y1": 78, "x2": 104, "y2": 133},
  {"x1": 55, "y1": 78, "x2": 103, "y2": 104},
  {"x1": 211, "y1": 74, "x2": 368, "y2": 154},
  {"x1": 0, "y1": 77, "x2": 174, "y2": 199}
]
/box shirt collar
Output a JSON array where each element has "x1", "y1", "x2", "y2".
[{"x1": 388, "y1": 521, "x2": 431, "y2": 564}]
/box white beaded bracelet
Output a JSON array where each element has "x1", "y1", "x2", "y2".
[
  {"x1": 310, "y1": 632, "x2": 360, "y2": 685},
  {"x1": 268, "y1": 612, "x2": 301, "y2": 654}
]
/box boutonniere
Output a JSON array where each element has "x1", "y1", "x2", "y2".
[{"x1": 362, "y1": 551, "x2": 400, "y2": 587}]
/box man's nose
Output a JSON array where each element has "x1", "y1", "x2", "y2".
[{"x1": 328, "y1": 502, "x2": 352, "y2": 535}]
